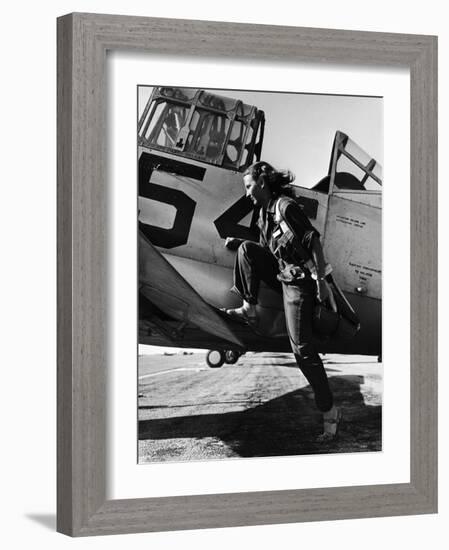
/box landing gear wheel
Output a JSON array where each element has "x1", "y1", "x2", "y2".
[
  {"x1": 206, "y1": 350, "x2": 225, "y2": 368},
  {"x1": 224, "y1": 350, "x2": 240, "y2": 364}
]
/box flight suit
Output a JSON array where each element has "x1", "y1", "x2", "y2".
[{"x1": 231, "y1": 196, "x2": 333, "y2": 413}]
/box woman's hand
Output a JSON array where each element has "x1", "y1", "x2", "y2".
[{"x1": 224, "y1": 237, "x2": 243, "y2": 251}]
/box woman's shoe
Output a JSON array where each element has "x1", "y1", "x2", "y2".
[
  {"x1": 224, "y1": 306, "x2": 254, "y2": 321},
  {"x1": 224, "y1": 307, "x2": 259, "y2": 331},
  {"x1": 223, "y1": 302, "x2": 258, "y2": 327},
  {"x1": 317, "y1": 406, "x2": 342, "y2": 442}
]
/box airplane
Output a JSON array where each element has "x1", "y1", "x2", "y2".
[{"x1": 137, "y1": 86, "x2": 382, "y2": 368}]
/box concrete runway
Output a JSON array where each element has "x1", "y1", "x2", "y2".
[{"x1": 138, "y1": 352, "x2": 382, "y2": 463}]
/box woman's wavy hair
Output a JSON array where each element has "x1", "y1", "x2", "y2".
[{"x1": 243, "y1": 161, "x2": 295, "y2": 198}]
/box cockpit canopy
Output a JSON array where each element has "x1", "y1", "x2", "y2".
[
  {"x1": 138, "y1": 87, "x2": 265, "y2": 171},
  {"x1": 313, "y1": 131, "x2": 382, "y2": 193}
]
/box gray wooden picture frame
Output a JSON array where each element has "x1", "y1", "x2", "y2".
[{"x1": 57, "y1": 12, "x2": 438, "y2": 537}]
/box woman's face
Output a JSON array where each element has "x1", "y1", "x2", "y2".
[{"x1": 243, "y1": 174, "x2": 267, "y2": 206}]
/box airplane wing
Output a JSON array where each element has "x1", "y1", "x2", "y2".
[{"x1": 139, "y1": 230, "x2": 245, "y2": 350}]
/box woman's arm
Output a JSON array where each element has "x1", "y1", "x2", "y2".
[
  {"x1": 311, "y1": 235, "x2": 326, "y2": 278},
  {"x1": 311, "y1": 235, "x2": 330, "y2": 303}
]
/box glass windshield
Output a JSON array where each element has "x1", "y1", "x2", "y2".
[
  {"x1": 185, "y1": 110, "x2": 230, "y2": 162},
  {"x1": 335, "y1": 135, "x2": 382, "y2": 191},
  {"x1": 138, "y1": 87, "x2": 264, "y2": 170},
  {"x1": 139, "y1": 101, "x2": 189, "y2": 148}
]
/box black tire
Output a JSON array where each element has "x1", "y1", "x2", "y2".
[
  {"x1": 224, "y1": 350, "x2": 240, "y2": 364},
  {"x1": 206, "y1": 350, "x2": 225, "y2": 368}
]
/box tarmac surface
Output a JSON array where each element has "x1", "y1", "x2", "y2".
[{"x1": 138, "y1": 352, "x2": 382, "y2": 463}]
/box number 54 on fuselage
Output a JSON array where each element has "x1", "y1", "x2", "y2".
[{"x1": 138, "y1": 87, "x2": 382, "y2": 362}]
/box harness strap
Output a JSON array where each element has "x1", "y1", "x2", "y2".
[
  {"x1": 274, "y1": 198, "x2": 333, "y2": 280},
  {"x1": 274, "y1": 198, "x2": 313, "y2": 266}
]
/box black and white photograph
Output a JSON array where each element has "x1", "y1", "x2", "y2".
[
  {"x1": 137, "y1": 85, "x2": 383, "y2": 463},
  {"x1": 3, "y1": 0, "x2": 442, "y2": 544}
]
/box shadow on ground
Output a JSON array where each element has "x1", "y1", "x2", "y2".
[
  {"x1": 25, "y1": 514, "x2": 56, "y2": 531},
  {"x1": 139, "y1": 375, "x2": 381, "y2": 457}
]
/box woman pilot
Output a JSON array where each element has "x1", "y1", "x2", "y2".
[{"x1": 225, "y1": 161, "x2": 341, "y2": 441}]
